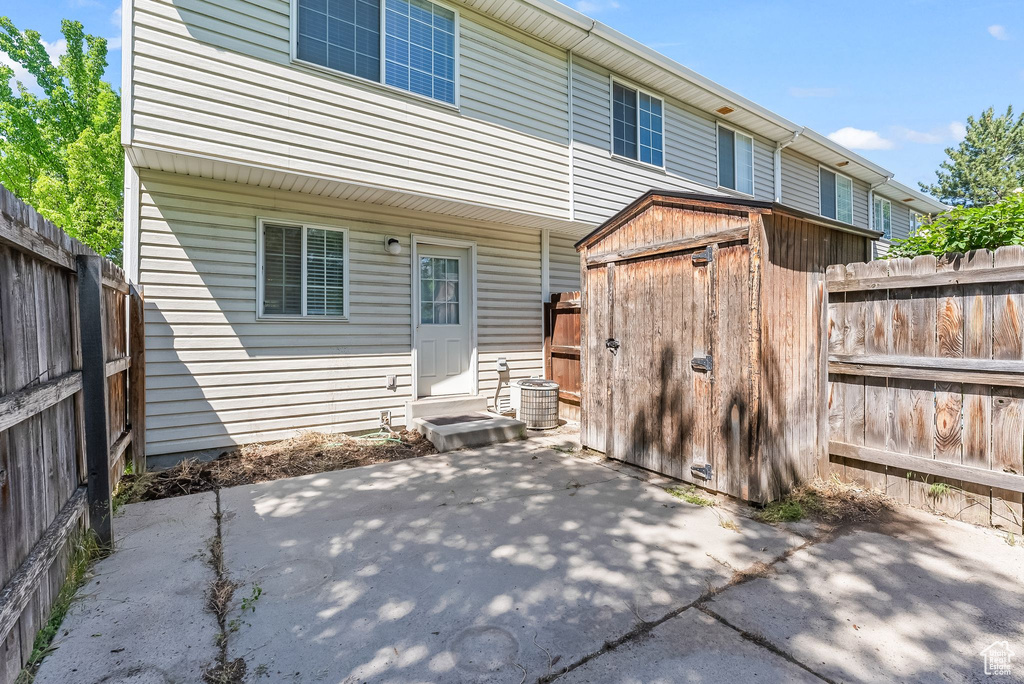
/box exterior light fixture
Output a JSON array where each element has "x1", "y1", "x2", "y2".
[{"x1": 385, "y1": 237, "x2": 401, "y2": 255}]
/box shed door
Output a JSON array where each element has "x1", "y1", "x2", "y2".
[{"x1": 601, "y1": 250, "x2": 714, "y2": 483}]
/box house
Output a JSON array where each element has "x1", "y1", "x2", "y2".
[{"x1": 120, "y1": 0, "x2": 948, "y2": 457}]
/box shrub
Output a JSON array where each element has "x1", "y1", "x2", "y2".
[{"x1": 886, "y1": 191, "x2": 1024, "y2": 258}]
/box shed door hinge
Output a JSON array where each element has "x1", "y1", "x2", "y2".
[
  {"x1": 691, "y1": 463, "x2": 713, "y2": 481},
  {"x1": 692, "y1": 246, "x2": 713, "y2": 265},
  {"x1": 691, "y1": 355, "x2": 713, "y2": 373}
]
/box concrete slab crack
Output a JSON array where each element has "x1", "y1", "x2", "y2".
[{"x1": 202, "y1": 489, "x2": 246, "y2": 684}]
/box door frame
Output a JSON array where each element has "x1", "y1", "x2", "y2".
[{"x1": 410, "y1": 235, "x2": 479, "y2": 400}]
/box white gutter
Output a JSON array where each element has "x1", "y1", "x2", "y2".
[{"x1": 774, "y1": 128, "x2": 804, "y2": 203}]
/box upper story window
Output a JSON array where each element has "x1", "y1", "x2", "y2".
[
  {"x1": 259, "y1": 219, "x2": 349, "y2": 319},
  {"x1": 717, "y1": 125, "x2": 754, "y2": 195},
  {"x1": 820, "y1": 167, "x2": 853, "y2": 224},
  {"x1": 612, "y1": 81, "x2": 664, "y2": 167},
  {"x1": 295, "y1": 0, "x2": 457, "y2": 105},
  {"x1": 873, "y1": 196, "x2": 892, "y2": 240}
]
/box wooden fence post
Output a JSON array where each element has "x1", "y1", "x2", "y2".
[
  {"x1": 77, "y1": 254, "x2": 113, "y2": 548},
  {"x1": 128, "y1": 284, "x2": 146, "y2": 474}
]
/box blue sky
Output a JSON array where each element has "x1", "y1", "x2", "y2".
[{"x1": 2, "y1": 0, "x2": 1020, "y2": 188}]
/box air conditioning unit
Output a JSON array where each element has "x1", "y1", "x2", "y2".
[{"x1": 511, "y1": 378, "x2": 560, "y2": 430}]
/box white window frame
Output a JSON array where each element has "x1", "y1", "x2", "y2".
[
  {"x1": 716, "y1": 122, "x2": 756, "y2": 197},
  {"x1": 256, "y1": 218, "x2": 351, "y2": 321},
  {"x1": 608, "y1": 76, "x2": 666, "y2": 170},
  {"x1": 818, "y1": 165, "x2": 855, "y2": 225},
  {"x1": 290, "y1": 0, "x2": 461, "y2": 109},
  {"x1": 873, "y1": 196, "x2": 893, "y2": 240}
]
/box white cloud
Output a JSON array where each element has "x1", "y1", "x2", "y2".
[
  {"x1": 827, "y1": 127, "x2": 894, "y2": 151},
  {"x1": 895, "y1": 122, "x2": 966, "y2": 145},
  {"x1": 988, "y1": 24, "x2": 1009, "y2": 40},
  {"x1": 111, "y1": 6, "x2": 122, "y2": 27},
  {"x1": 574, "y1": 0, "x2": 620, "y2": 13},
  {"x1": 788, "y1": 86, "x2": 839, "y2": 98}
]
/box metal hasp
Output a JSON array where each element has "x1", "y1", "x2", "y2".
[
  {"x1": 692, "y1": 246, "x2": 713, "y2": 265},
  {"x1": 691, "y1": 463, "x2": 713, "y2": 481},
  {"x1": 606, "y1": 338, "x2": 620, "y2": 355},
  {"x1": 691, "y1": 355, "x2": 713, "y2": 373}
]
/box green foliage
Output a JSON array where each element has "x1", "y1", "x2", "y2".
[
  {"x1": 16, "y1": 532, "x2": 102, "y2": 683},
  {"x1": 0, "y1": 17, "x2": 123, "y2": 261},
  {"x1": 757, "y1": 499, "x2": 806, "y2": 523},
  {"x1": 665, "y1": 485, "x2": 715, "y2": 507},
  {"x1": 921, "y1": 106, "x2": 1024, "y2": 208},
  {"x1": 885, "y1": 192, "x2": 1024, "y2": 258}
]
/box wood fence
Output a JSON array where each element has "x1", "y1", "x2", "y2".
[
  {"x1": 0, "y1": 186, "x2": 145, "y2": 683},
  {"x1": 827, "y1": 248, "x2": 1024, "y2": 533},
  {"x1": 543, "y1": 291, "x2": 581, "y2": 421}
]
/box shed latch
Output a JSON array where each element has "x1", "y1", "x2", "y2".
[
  {"x1": 691, "y1": 355, "x2": 713, "y2": 373},
  {"x1": 692, "y1": 246, "x2": 713, "y2": 265},
  {"x1": 605, "y1": 338, "x2": 620, "y2": 355},
  {"x1": 691, "y1": 463, "x2": 713, "y2": 481}
]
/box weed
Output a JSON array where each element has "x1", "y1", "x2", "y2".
[
  {"x1": 665, "y1": 486, "x2": 715, "y2": 507},
  {"x1": 1007, "y1": 532, "x2": 1018, "y2": 547},
  {"x1": 16, "y1": 532, "x2": 103, "y2": 683},
  {"x1": 928, "y1": 481, "x2": 954, "y2": 499},
  {"x1": 757, "y1": 499, "x2": 808, "y2": 523},
  {"x1": 240, "y1": 584, "x2": 262, "y2": 613},
  {"x1": 718, "y1": 518, "x2": 740, "y2": 533}
]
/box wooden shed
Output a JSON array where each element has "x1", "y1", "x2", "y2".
[{"x1": 576, "y1": 192, "x2": 871, "y2": 502}]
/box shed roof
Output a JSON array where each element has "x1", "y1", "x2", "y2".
[{"x1": 575, "y1": 191, "x2": 882, "y2": 251}]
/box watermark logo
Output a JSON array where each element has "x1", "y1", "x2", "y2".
[{"x1": 981, "y1": 641, "x2": 1015, "y2": 676}]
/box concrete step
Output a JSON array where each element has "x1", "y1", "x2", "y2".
[
  {"x1": 412, "y1": 412, "x2": 527, "y2": 453},
  {"x1": 405, "y1": 394, "x2": 489, "y2": 421}
]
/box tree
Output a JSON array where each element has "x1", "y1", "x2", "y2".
[
  {"x1": 0, "y1": 18, "x2": 123, "y2": 261},
  {"x1": 886, "y1": 191, "x2": 1024, "y2": 258},
  {"x1": 920, "y1": 106, "x2": 1024, "y2": 208}
]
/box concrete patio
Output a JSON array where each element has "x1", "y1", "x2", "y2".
[{"x1": 34, "y1": 437, "x2": 1024, "y2": 683}]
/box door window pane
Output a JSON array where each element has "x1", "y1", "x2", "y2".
[{"x1": 420, "y1": 256, "x2": 460, "y2": 325}]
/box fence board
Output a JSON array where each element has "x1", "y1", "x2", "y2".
[
  {"x1": 543, "y1": 291, "x2": 581, "y2": 421},
  {"x1": 827, "y1": 247, "x2": 1024, "y2": 533}
]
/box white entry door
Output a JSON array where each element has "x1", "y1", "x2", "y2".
[{"x1": 416, "y1": 245, "x2": 473, "y2": 397}]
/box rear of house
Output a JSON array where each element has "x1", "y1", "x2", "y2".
[{"x1": 120, "y1": 0, "x2": 946, "y2": 457}]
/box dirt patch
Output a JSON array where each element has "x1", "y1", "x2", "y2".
[
  {"x1": 117, "y1": 430, "x2": 435, "y2": 504},
  {"x1": 756, "y1": 477, "x2": 895, "y2": 526}
]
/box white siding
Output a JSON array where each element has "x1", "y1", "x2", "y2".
[
  {"x1": 129, "y1": 0, "x2": 571, "y2": 221},
  {"x1": 139, "y1": 171, "x2": 545, "y2": 455},
  {"x1": 549, "y1": 233, "x2": 581, "y2": 293},
  {"x1": 570, "y1": 57, "x2": 774, "y2": 225}
]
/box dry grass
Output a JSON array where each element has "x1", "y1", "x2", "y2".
[
  {"x1": 117, "y1": 430, "x2": 435, "y2": 504},
  {"x1": 756, "y1": 477, "x2": 894, "y2": 525}
]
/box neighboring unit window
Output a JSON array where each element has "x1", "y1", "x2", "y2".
[
  {"x1": 717, "y1": 126, "x2": 754, "y2": 195},
  {"x1": 260, "y1": 221, "x2": 348, "y2": 318},
  {"x1": 296, "y1": 0, "x2": 456, "y2": 105},
  {"x1": 612, "y1": 81, "x2": 663, "y2": 167},
  {"x1": 873, "y1": 196, "x2": 892, "y2": 240},
  {"x1": 820, "y1": 168, "x2": 853, "y2": 224}
]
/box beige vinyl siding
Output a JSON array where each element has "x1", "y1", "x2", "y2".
[
  {"x1": 139, "y1": 171, "x2": 544, "y2": 455},
  {"x1": 570, "y1": 57, "x2": 773, "y2": 224},
  {"x1": 780, "y1": 149, "x2": 819, "y2": 215},
  {"x1": 129, "y1": 0, "x2": 571, "y2": 221},
  {"x1": 781, "y1": 149, "x2": 871, "y2": 230},
  {"x1": 549, "y1": 233, "x2": 581, "y2": 293}
]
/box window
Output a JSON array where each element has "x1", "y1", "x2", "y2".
[
  {"x1": 612, "y1": 81, "x2": 663, "y2": 167},
  {"x1": 259, "y1": 220, "x2": 348, "y2": 318},
  {"x1": 295, "y1": 0, "x2": 457, "y2": 105},
  {"x1": 820, "y1": 168, "x2": 853, "y2": 224},
  {"x1": 717, "y1": 125, "x2": 754, "y2": 195},
  {"x1": 419, "y1": 256, "x2": 460, "y2": 325},
  {"x1": 873, "y1": 196, "x2": 892, "y2": 240}
]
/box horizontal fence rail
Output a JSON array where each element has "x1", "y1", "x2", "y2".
[
  {"x1": 826, "y1": 247, "x2": 1024, "y2": 532},
  {"x1": 0, "y1": 185, "x2": 144, "y2": 684}
]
